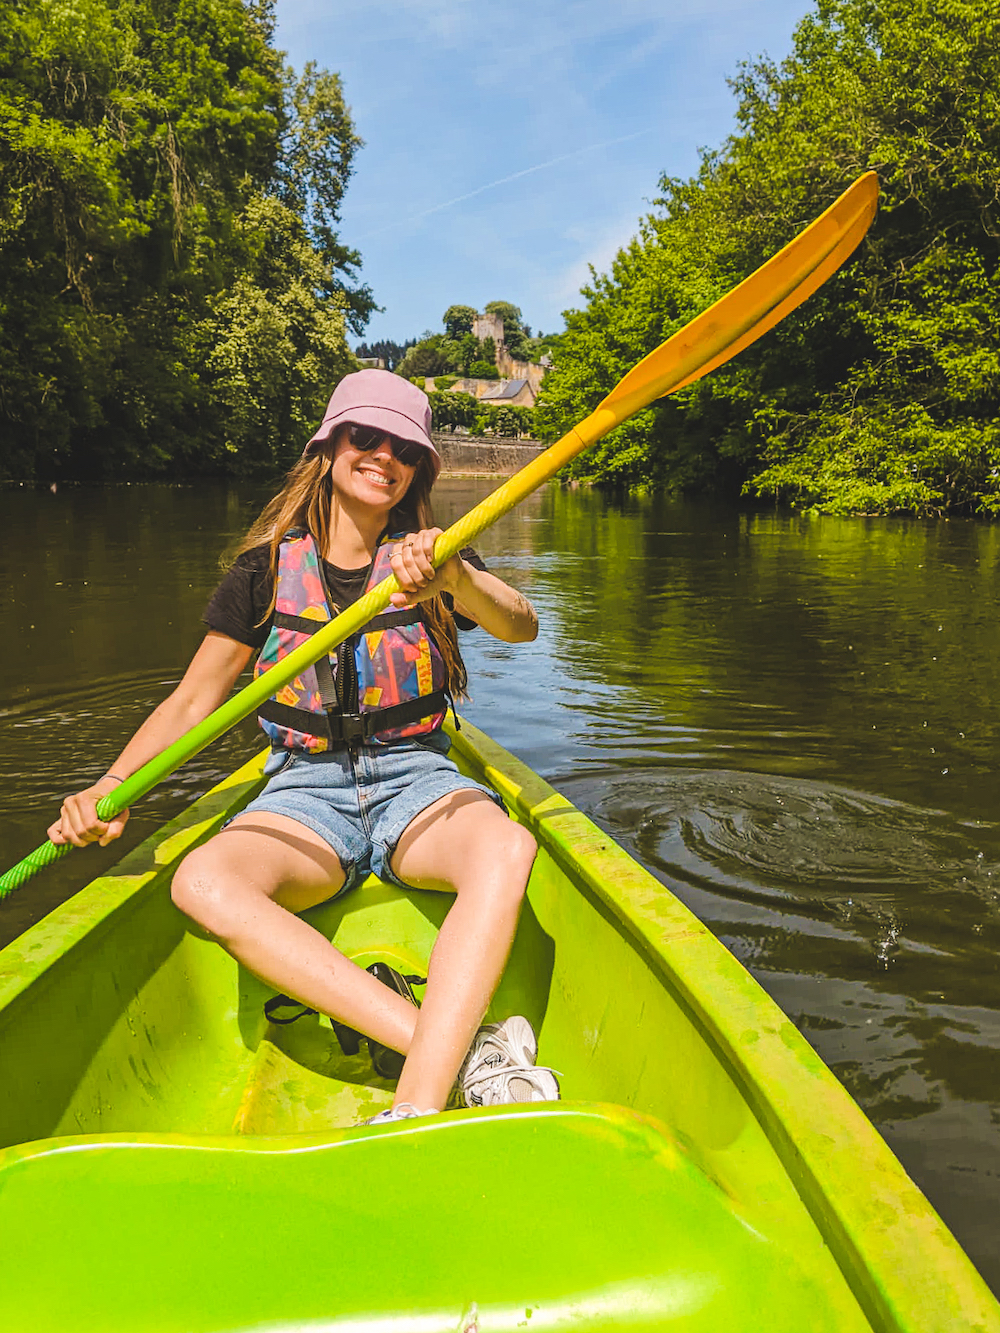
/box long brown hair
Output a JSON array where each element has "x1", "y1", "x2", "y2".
[{"x1": 232, "y1": 439, "x2": 468, "y2": 696}]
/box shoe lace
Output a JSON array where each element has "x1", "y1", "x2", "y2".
[{"x1": 462, "y1": 1063, "x2": 561, "y2": 1091}]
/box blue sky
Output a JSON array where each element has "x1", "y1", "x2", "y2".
[{"x1": 273, "y1": 0, "x2": 816, "y2": 347}]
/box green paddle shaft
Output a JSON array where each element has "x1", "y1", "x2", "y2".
[{"x1": 0, "y1": 172, "x2": 879, "y2": 900}]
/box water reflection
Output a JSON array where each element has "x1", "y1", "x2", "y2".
[{"x1": 0, "y1": 479, "x2": 998, "y2": 1288}]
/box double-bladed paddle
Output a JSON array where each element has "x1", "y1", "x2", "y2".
[{"x1": 0, "y1": 171, "x2": 879, "y2": 898}]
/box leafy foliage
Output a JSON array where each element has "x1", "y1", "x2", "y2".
[
  {"x1": 354, "y1": 338, "x2": 416, "y2": 371},
  {"x1": 428, "y1": 390, "x2": 477, "y2": 432},
  {"x1": 442, "y1": 304, "x2": 477, "y2": 339},
  {"x1": 277, "y1": 61, "x2": 374, "y2": 336},
  {"x1": 0, "y1": 0, "x2": 366, "y2": 480},
  {"x1": 536, "y1": 0, "x2": 1000, "y2": 515},
  {"x1": 428, "y1": 391, "x2": 535, "y2": 438},
  {"x1": 193, "y1": 193, "x2": 356, "y2": 473},
  {"x1": 395, "y1": 340, "x2": 454, "y2": 378},
  {"x1": 491, "y1": 405, "x2": 534, "y2": 437},
  {"x1": 484, "y1": 299, "x2": 528, "y2": 358}
]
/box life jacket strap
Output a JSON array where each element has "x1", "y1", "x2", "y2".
[
  {"x1": 257, "y1": 688, "x2": 450, "y2": 748},
  {"x1": 273, "y1": 607, "x2": 423, "y2": 635},
  {"x1": 314, "y1": 648, "x2": 338, "y2": 711}
]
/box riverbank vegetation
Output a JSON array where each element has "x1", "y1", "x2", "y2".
[
  {"x1": 426, "y1": 393, "x2": 534, "y2": 440},
  {"x1": 0, "y1": 0, "x2": 366, "y2": 482},
  {"x1": 536, "y1": 0, "x2": 1000, "y2": 516}
]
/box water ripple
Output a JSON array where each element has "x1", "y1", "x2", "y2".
[{"x1": 563, "y1": 767, "x2": 999, "y2": 896}]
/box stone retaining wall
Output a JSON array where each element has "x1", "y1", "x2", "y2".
[{"x1": 432, "y1": 432, "x2": 544, "y2": 475}]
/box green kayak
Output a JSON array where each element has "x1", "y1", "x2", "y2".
[{"x1": 0, "y1": 718, "x2": 996, "y2": 1332}]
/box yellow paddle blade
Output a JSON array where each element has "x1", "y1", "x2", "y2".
[
  {"x1": 577, "y1": 171, "x2": 879, "y2": 444},
  {"x1": 426, "y1": 173, "x2": 879, "y2": 556},
  {"x1": 669, "y1": 180, "x2": 878, "y2": 394}
]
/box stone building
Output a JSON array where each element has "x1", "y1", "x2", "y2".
[
  {"x1": 448, "y1": 311, "x2": 547, "y2": 406},
  {"x1": 472, "y1": 312, "x2": 505, "y2": 345},
  {"x1": 439, "y1": 376, "x2": 536, "y2": 407}
]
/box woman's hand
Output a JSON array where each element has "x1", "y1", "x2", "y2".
[
  {"x1": 388, "y1": 528, "x2": 462, "y2": 607},
  {"x1": 45, "y1": 632, "x2": 253, "y2": 851},
  {"x1": 48, "y1": 775, "x2": 131, "y2": 848},
  {"x1": 388, "y1": 528, "x2": 538, "y2": 642}
]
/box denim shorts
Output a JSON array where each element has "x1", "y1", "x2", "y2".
[{"x1": 234, "y1": 731, "x2": 506, "y2": 895}]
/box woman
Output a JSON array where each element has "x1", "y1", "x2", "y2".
[{"x1": 50, "y1": 370, "x2": 558, "y2": 1124}]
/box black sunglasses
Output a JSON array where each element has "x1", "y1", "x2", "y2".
[{"x1": 347, "y1": 424, "x2": 426, "y2": 468}]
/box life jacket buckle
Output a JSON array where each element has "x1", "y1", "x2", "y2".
[{"x1": 338, "y1": 714, "x2": 366, "y2": 747}]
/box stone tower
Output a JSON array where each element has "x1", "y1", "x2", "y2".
[{"x1": 472, "y1": 312, "x2": 504, "y2": 346}]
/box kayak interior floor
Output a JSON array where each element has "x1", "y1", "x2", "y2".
[{"x1": 232, "y1": 1003, "x2": 408, "y2": 1133}]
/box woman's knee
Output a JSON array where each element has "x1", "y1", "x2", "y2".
[
  {"x1": 471, "y1": 820, "x2": 537, "y2": 901},
  {"x1": 506, "y1": 821, "x2": 538, "y2": 881},
  {"x1": 170, "y1": 846, "x2": 236, "y2": 936}
]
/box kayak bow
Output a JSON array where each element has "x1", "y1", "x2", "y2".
[{"x1": 0, "y1": 718, "x2": 995, "y2": 1332}]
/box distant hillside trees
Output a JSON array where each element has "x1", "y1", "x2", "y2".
[
  {"x1": 467, "y1": 338, "x2": 500, "y2": 381},
  {"x1": 394, "y1": 303, "x2": 536, "y2": 380},
  {"x1": 396, "y1": 341, "x2": 455, "y2": 378},
  {"x1": 0, "y1": 0, "x2": 368, "y2": 480},
  {"x1": 354, "y1": 339, "x2": 416, "y2": 371},
  {"x1": 443, "y1": 305, "x2": 478, "y2": 339},
  {"x1": 483, "y1": 301, "x2": 529, "y2": 359},
  {"x1": 536, "y1": 0, "x2": 1000, "y2": 516},
  {"x1": 428, "y1": 391, "x2": 534, "y2": 439}
]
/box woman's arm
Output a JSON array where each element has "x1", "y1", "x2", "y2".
[
  {"x1": 49, "y1": 632, "x2": 255, "y2": 848},
  {"x1": 388, "y1": 529, "x2": 538, "y2": 643}
]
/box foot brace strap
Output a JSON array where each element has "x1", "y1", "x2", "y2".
[{"x1": 263, "y1": 965, "x2": 426, "y2": 1071}]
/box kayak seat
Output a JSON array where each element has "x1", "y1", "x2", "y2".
[{"x1": 0, "y1": 1101, "x2": 851, "y2": 1333}]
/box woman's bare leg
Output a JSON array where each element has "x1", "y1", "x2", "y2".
[
  {"x1": 171, "y1": 813, "x2": 419, "y2": 1052},
  {"x1": 388, "y1": 790, "x2": 537, "y2": 1112},
  {"x1": 171, "y1": 796, "x2": 536, "y2": 1116}
]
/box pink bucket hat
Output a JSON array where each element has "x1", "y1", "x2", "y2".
[{"x1": 305, "y1": 369, "x2": 441, "y2": 479}]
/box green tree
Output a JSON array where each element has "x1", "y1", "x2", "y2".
[
  {"x1": 536, "y1": 0, "x2": 1000, "y2": 514},
  {"x1": 443, "y1": 304, "x2": 478, "y2": 339},
  {"x1": 453, "y1": 333, "x2": 480, "y2": 374},
  {"x1": 468, "y1": 332, "x2": 499, "y2": 380},
  {"x1": 277, "y1": 62, "x2": 375, "y2": 336},
  {"x1": 0, "y1": 0, "x2": 366, "y2": 481},
  {"x1": 493, "y1": 405, "x2": 534, "y2": 437},
  {"x1": 191, "y1": 194, "x2": 355, "y2": 474},
  {"x1": 396, "y1": 338, "x2": 454, "y2": 379},
  {"x1": 428, "y1": 389, "x2": 477, "y2": 432},
  {"x1": 484, "y1": 301, "x2": 522, "y2": 330},
  {"x1": 485, "y1": 300, "x2": 528, "y2": 358}
]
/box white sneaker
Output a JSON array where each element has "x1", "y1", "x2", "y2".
[
  {"x1": 459, "y1": 1016, "x2": 561, "y2": 1107},
  {"x1": 364, "y1": 1102, "x2": 438, "y2": 1126}
]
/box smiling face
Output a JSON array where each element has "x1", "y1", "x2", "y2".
[{"x1": 328, "y1": 424, "x2": 417, "y2": 515}]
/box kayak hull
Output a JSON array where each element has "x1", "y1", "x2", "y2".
[{"x1": 0, "y1": 720, "x2": 995, "y2": 1331}]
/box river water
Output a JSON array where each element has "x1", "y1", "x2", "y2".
[{"x1": 1, "y1": 478, "x2": 998, "y2": 1289}]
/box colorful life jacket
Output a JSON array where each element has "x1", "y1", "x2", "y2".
[{"x1": 254, "y1": 529, "x2": 450, "y2": 751}]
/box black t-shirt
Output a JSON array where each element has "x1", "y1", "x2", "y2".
[{"x1": 203, "y1": 542, "x2": 486, "y2": 648}]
